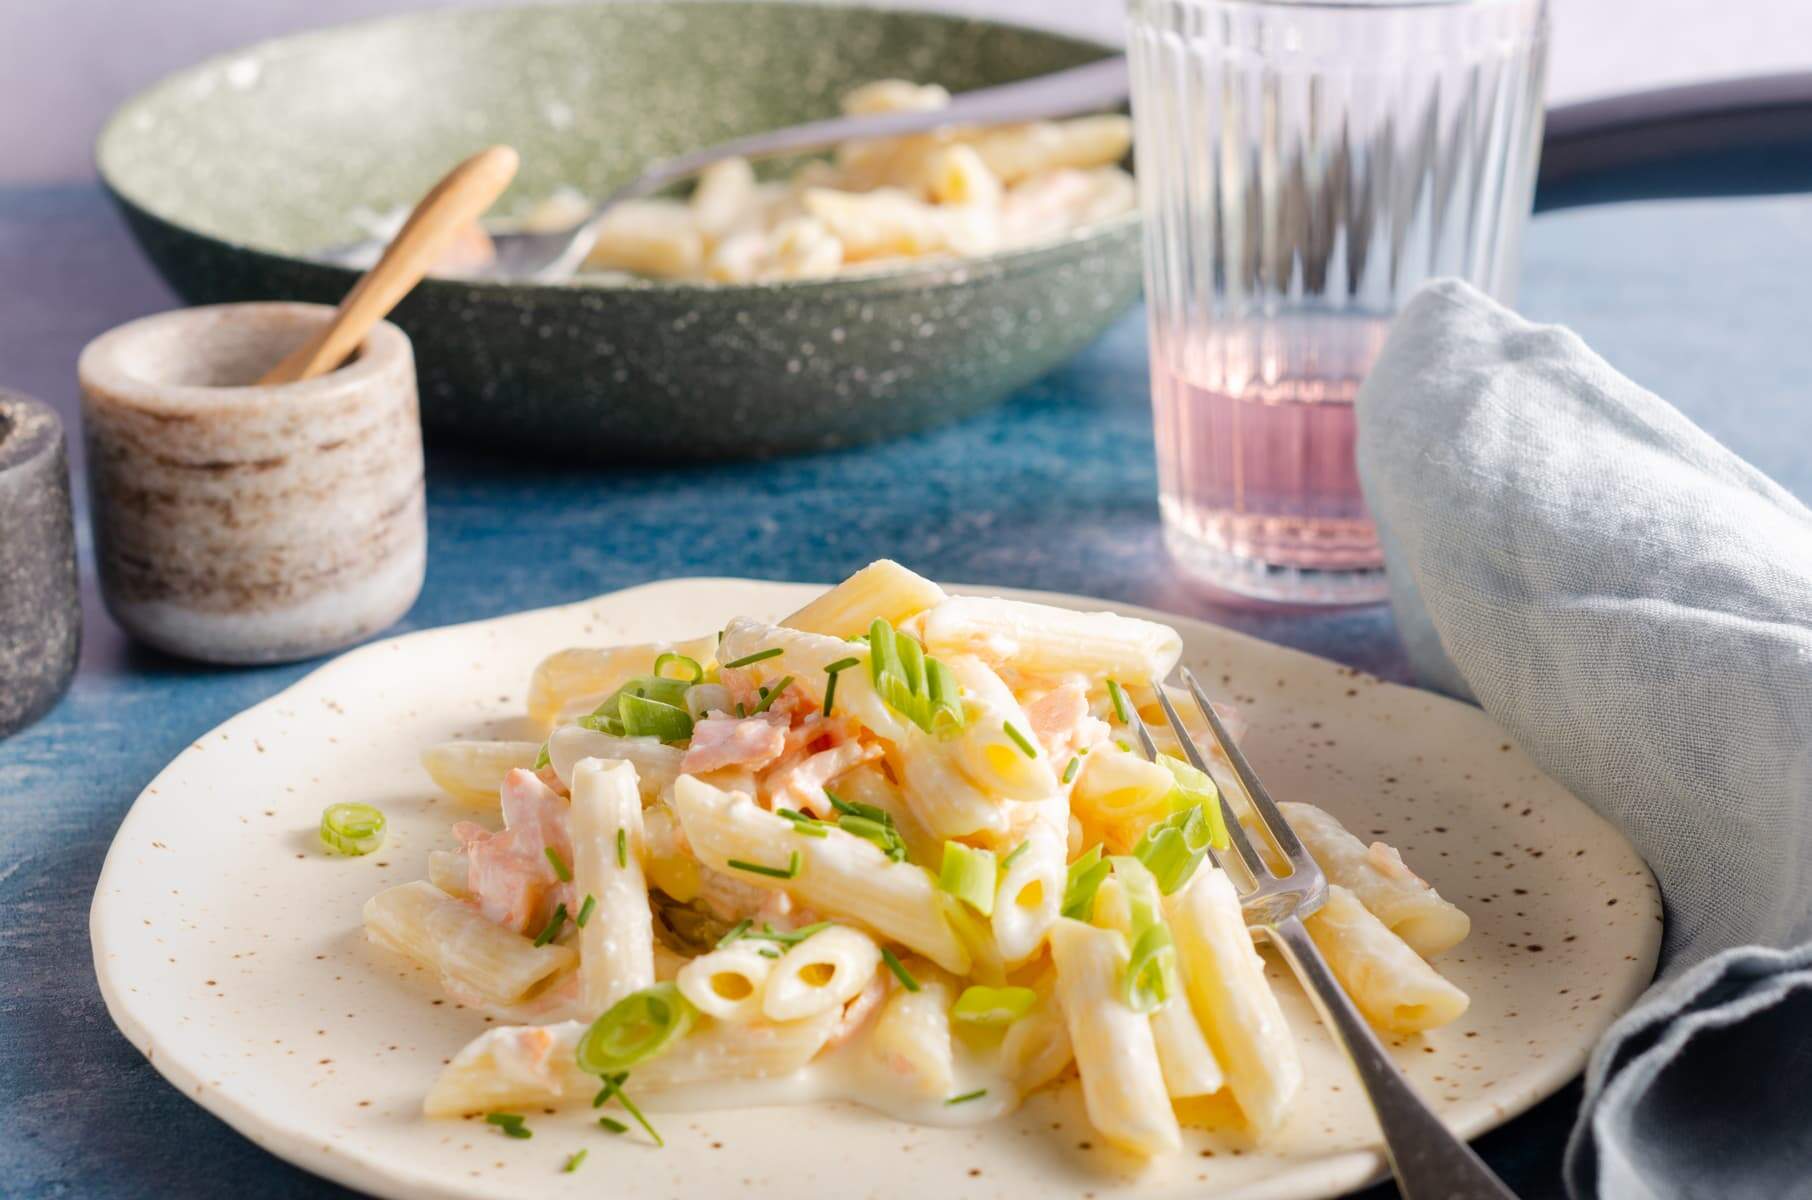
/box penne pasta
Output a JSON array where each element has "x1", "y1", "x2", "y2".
[
  {"x1": 893, "y1": 729, "x2": 1009, "y2": 840},
  {"x1": 676, "y1": 941, "x2": 775, "y2": 1022},
  {"x1": 919, "y1": 596, "x2": 1183, "y2": 682},
  {"x1": 420, "y1": 740, "x2": 541, "y2": 807},
  {"x1": 867, "y1": 969, "x2": 956, "y2": 1099},
  {"x1": 1306, "y1": 885, "x2": 1470, "y2": 1034},
  {"x1": 1069, "y1": 745, "x2": 1176, "y2": 842},
  {"x1": 363, "y1": 880, "x2": 574, "y2": 1006},
  {"x1": 546, "y1": 725, "x2": 683, "y2": 798},
  {"x1": 569, "y1": 758, "x2": 655, "y2": 1013},
  {"x1": 940, "y1": 655, "x2": 1058, "y2": 803},
  {"x1": 997, "y1": 973, "x2": 1074, "y2": 1093},
  {"x1": 783, "y1": 559, "x2": 947, "y2": 639},
  {"x1": 761, "y1": 925, "x2": 880, "y2": 1020},
  {"x1": 991, "y1": 823, "x2": 1065, "y2": 965},
  {"x1": 717, "y1": 617, "x2": 904, "y2": 743},
  {"x1": 527, "y1": 636, "x2": 715, "y2": 727},
  {"x1": 1280, "y1": 801, "x2": 1471, "y2": 957}
]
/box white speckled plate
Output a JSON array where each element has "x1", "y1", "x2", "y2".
[{"x1": 91, "y1": 579, "x2": 1661, "y2": 1200}]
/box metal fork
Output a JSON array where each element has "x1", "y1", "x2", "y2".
[{"x1": 1134, "y1": 668, "x2": 1518, "y2": 1200}]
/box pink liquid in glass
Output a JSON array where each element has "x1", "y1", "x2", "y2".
[{"x1": 1151, "y1": 315, "x2": 1392, "y2": 602}]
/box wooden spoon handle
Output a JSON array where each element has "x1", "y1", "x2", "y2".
[{"x1": 259, "y1": 145, "x2": 519, "y2": 386}]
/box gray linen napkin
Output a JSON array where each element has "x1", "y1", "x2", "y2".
[{"x1": 1353, "y1": 280, "x2": 1812, "y2": 1199}]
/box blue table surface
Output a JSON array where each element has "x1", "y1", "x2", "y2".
[{"x1": 4, "y1": 184, "x2": 1810, "y2": 1199}]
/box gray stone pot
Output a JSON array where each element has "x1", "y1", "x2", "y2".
[{"x1": 0, "y1": 392, "x2": 81, "y2": 737}]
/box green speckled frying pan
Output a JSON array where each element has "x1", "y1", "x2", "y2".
[{"x1": 96, "y1": 3, "x2": 1139, "y2": 461}]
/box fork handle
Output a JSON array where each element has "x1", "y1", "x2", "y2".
[{"x1": 1267, "y1": 915, "x2": 1520, "y2": 1200}]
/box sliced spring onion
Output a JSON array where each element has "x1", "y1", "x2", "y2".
[
  {"x1": 837, "y1": 813, "x2": 907, "y2": 861},
  {"x1": 952, "y1": 985, "x2": 1038, "y2": 1026},
  {"x1": 867, "y1": 618, "x2": 966, "y2": 736},
  {"x1": 1002, "y1": 721, "x2": 1038, "y2": 759},
  {"x1": 821, "y1": 656, "x2": 861, "y2": 717},
  {"x1": 750, "y1": 676, "x2": 793, "y2": 715},
  {"x1": 880, "y1": 947, "x2": 921, "y2": 992},
  {"x1": 616, "y1": 828, "x2": 628, "y2": 868},
  {"x1": 938, "y1": 841, "x2": 998, "y2": 917},
  {"x1": 716, "y1": 918, "x2": 752, "y2": 948},
  {"x1": 945, "y1": 1089, "x2": 988, "y2": 1105},
  {"x1": 1158, "y1": 754, "x2": 1229, "y2": 850},
  {"x1": 619, "y1": 693, "x2": 694, "y2": 743},
  {"x1": 652, "y1": 652, "x2": 704, "y2": 684},
  {"x1": 545, "y1": 846, "x2": 572, "y2": 882},
  {"x1": 576, "y1": 984, "x2": 697, "y2": 1075},
  {"x1": 533, "y1": 742, "x2": 551, "y2": 771},
  {"x1": 319, "y1": 802, "x2": 386, "y2": 856},
  {"x1": 727, "y1": 851, "x2": 802, "y2": 880},
  {"x1": 1061, "y1": 845, "x2": 1111, "y2": 920},
  {"x1": 533, "y1": 903, "x2": 568, "y2": 947},
  {"x1": 1062, "y1": 755, "x2": 1081, "y2": 785},
  {"x1": 576, "y1": 894, "x2": 597, "y2": 928},
  {"x1": 1000, "y1": 841, "x2": 1031, "y2": 872},
  {"x1": 1106, "y1": 678, "x2": 1132, "y2": 725},
  {"x1": 722, "y1": 647, "x2": 783, "y2": 670},
  {"x1": 563, "y1": 1148, "x2": 589, "y2": 1171},
  {"x1": 485, "y1": 1111, "x2": 531, "y2": 1138},
  {"x1": 1109, "y1": 857, "x2": 1177, "y2": 1013}
]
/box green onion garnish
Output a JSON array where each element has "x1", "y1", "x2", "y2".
[
  {"x1": 589, "y1": 1072, "x2": 662, "y2": 1145},
  {"x1": 1002, "y1": 721, "x2": 1037, "y2": 759},
  {"x1": 597, "y1": 1117, "x2": 627, "y2": 1134},
  {"x1": 563, "y1": 1148, "x2": 589, "y2": 1171},
  {"x1": 545, "y1": 846, "x2": 572, "y2": 882},
  {"x1": 727, "y1": 851, "x2": 802, "y2": 880},
  {"x1": 533, "y1": 903, "x2": 568, "y2": 947},
  {"x1": 576, "y1": 894, "x2": 597, "y2": 928},
  {"x1": 652, "y1": 652, "x2": 704, "y2": 683},
  {"x1": 319, "y1": 802, "x2": 386, "y2": 856},
  {"x1": 716, "y1": 919, "x2": 751, "y2": 948},
  {"x1": 751, "y1": 676, "x2": 793, "y2": 715},
  {"x1": 1062, "y1": 756, "x2": 1081, "y2": 785},
  {"x1": 952, "y1": 985, "x2": 1038, "y2": 1026},
  {"x1": 821, "y1": 656, "x2": 861, "y2": 717},
  {"x1": 937, "y1": 841, "x2": 999, "y2": 916},
  {"x1": 825, "y1": 792, "x2": 907, "y2": 861},
  {"x1": 1106, "y1": 679, "x2": 1132, "y2": 724},
  {"x1": 617, "y1": 828, "x2": 628, "y2": 868},
  {"x1": 1000, "y1": 841, "x2": 1031, "y2": 872},
  {"x1": 534, "y1": 742, "x2": 551, "y2": 771},
  {"x1": 880, "y1": 947, "x2": 920, "y2": 992},
  {"x1": 746, "y1": 920, "x2": 831, "y2": 946},
  {"x1": 612, "y1": 1084, "x2": 663, "y2": 1146},
  {"x1": 618, "y1": 693, "x2": 694, "y2": 742},
  {"x1": 722, "y1": 647, "x2": 784, "y2": 670},
  {"x1": 485, "y1": 1112, "x2": 531, "y2": 1138},
  {"x1": 576, "y1": 984, "x2": 696, "y2": 1075},
  {"x1": 1132, "y1": 754, "x2": 1227, "y2": 895},
  {"x1": 867, "y1": 618, "x2": 965, "y2": 735},
  {"x1": 1158, "y1": 754, "x2": 1228, "y2": 849},
  {"x1": 945, "y1": 1089, "x2": 988, "y2": 1105},
  {"x1": 756, "y1": 947, "x2": 780, "y2": 958},
  {"x1": 1111, "y1": 856, "x2": 1178, "y2": 1013},
  {"x1": 1061, "y1": 846, "x2": 1111, "y2": 920},
  {"x1": 776, "y1": 808, "x2": 831, "y2": 838}
]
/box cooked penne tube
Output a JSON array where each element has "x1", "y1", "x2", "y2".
[
  {"x1": 546, "y1": 725, "x2": 682, "y2": 798},
  {"x1": 676, "y1": 941, "x2": 775, "y2": 1022},
  {"x1": 761, "y1": 925, "x2": 881, "y2": 1020},
  {"x1": 527, "y1": 636, "x2": 715, "y2": 727},
  {"x1": 835, "y1": 762, "x2": 940, "y2": 864},
  {"x1": 424, "y1": 1008, "x2": 839, "y2": 1116},
  {"x1": 569, "y1": 758, "x2": 655, "y2": 1013},
  {"x1": 940, "y1": 655, "x2": 1058, "y2": 802},
  {"x1": 584, "y1": 199, "x2": 706, "y2": 279},
  {"x1": 717, "y1": 617, "x2": 904, "y2": 742},
  {"x1": 1070, "y1": 745, "x2": 1176, "y2": 837},
  {"x1": 1149, "y1": 988, "x2": 1226, "y2": 1100},
  {"x1": 991, "y1": 823, "x2": 1065, "y2": 965},
  {"x1": 867, "y1": 969, "x2": 956, "y2": 1099},
  {"x1": 919, "y1": 596, "x2": 1183, "y2": 682},
  {"x1": 670, "y1": 776, "x2": 969, "y2": 973},
  {"x1": 1167, "y1": 867, "x2": 1302, "y2": 1136},
  {"x1": 420, "y1": 740, "x2": 541, "y2": 807},
  {"x1": 363, "y1": 880, "x2": 574, "y2": 1006},
  {"x1": 1048, "y1": 918, "x2": 1181, "y2": 1157},
  {"x1": 691, "y1": 157, "x2": 756, "y2": 239},
  {"x1": 1279, "y1": 801, "x2": 1471, "y2": 957},
  {"x1": 893, "y1": 730, "x2": 1009, "y2": 839},
  {"x1": 426, "y1": 849, "x2": 468, "y2": 897},
  {"x1": 783, "y1": 559, "x2": 947, "y2": 639},
  {"x1": 963, "y1": 115, "x2": 1134, "y2": 184},
  {"x1": 1306, "y1": 885, "x2": 1470, "y2": 1033},
  {"x1": 998, "y1": 974, "x2": 1073, "y2": 1093}
]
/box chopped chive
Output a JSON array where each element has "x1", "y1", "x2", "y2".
[
  {"x1": 576, "y1": 894, "x2": 597, "y2": 928},
  {"x1": 757, "y1": 947, "x2": 780, "y2": 958},
  {"x1": 1062, "y1": 756, "x2": 1081, "y2": 784},
  {"x1": 612, "y1": 1084, "x2": 663, "y2": 1147},
  {"x1": 735, "y1": 702, "x2": 746, "y2": 718},
  {"x1": 1001, "y1": 841, "x2": 1031, "y2": 871},
  {"x1": 880, "y1": 947, "x2": 920, "y2": 992},
  {"x1": 751, "y1": 676, "x2": 793, "y2": 715},
  {"x1": 545, "y1": 846, "x2": 572, "y2": 882},
  {"x1": 825, "y1": 656, "x2": 861, "y2": 674},
  {"x1": 747, "y1": 920, "x2": 831, "y2": 946},
  {"x1": 562, "y1": 1148, "x2": 589, "y2": 1171},
  {"x1": 716, "y1": 918, "x2": 752, "y2": 948},
  {"x1": 1106, "y1": 679, "x2": 1132, "y2": 724},
  {"x1": 532, "y1": 903, "x2": 568, "y2": 947},
  {"x1": 1003, "y1": 721, "x2": 1038, "y2": 759},
  {"x1": 821, "y1": 656, "x2": 860, "y2": 717},
  {"x1": 597, "y1": 1117, "x2": 627, "y2": 1134},
  {"x1": 727, "y1": 851, "x2": 801, "y2": 880},
  {"x1": 485, "y1": 1111, "x2": 532, "y2": 1138},
  {"x1": 827, "y1": 790, "x2": 891, "y2": 824},
  {"x1": 592, "y1": 1071, "x2": 627, "y2": 1108},
  {"x1": 617, "y1": 828, "x2": 628, "y2": 868},
  {"x1": 945, "y1": 1089, "x2": 988, "y2": 1105},
  {"x1": 723, "y1": 647, "x2": 784, "y2": 670},
  {"x1": 777, "y1": 807, "x2": 831, "y2": 837}
]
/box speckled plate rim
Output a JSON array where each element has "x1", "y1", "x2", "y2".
[
  {"x1": 90, "y1": 578, "x2": 1662, "y2": 1200},
  {"x1": 94, "y1": 0, "x2": 1140, "y2": 300}
]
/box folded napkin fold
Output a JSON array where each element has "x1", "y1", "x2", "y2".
[{"x1": 1354, "y1": 280, "x2": 1812, "y2": 1200}]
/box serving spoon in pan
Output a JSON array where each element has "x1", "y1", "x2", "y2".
[{"x1": 321, "y1": 56, "x2": 1130, "y2": 285}]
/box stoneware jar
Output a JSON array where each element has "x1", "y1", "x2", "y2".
[
  {"x1": 79, "y1": 303, "x2": 426, "y2": 664},
  {"x1": 0, "y1": 390, "x2": 81, "y2": 736}
]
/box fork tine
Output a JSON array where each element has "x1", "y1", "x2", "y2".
[
  {"x1": 1180, "y1": 668, "x2": 1308, "y2": 864},
  {"x1": 1149, "y1": 682, "x2": 1272, "y2": 884}
]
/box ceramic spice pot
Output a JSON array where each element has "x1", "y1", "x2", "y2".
[
  {"x1": 0, "y1": 391, "x2": 81, "y2": 736},
  {"x1": 78, "y1": 303, "x2": 426, "y2": 664}
]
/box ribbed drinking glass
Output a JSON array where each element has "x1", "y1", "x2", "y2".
[{"x1": 1128, "y1": 0, "x2": 1549, "y2": 604}]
